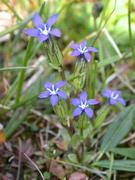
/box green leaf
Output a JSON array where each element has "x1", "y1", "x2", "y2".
[
  {"x1": 68, "y1": 153, "x2": 78, "y2": 163},
  {"x1": 94, "y1": 106, "x2": 110, "y2": 130},
  {"x1": 95, "y1": 160, "x2": 135, "y2": 172},
  {"x1": 5, "y1": 109, "x2": 29, "y2": 139},
  {"x1": 111, "y1": 148, "x2": 135, "y2": 159},
  {"x1": 60, "y1": 128, "x2": 71, "y2": 144},
  {"x1": 101, "y1": 105, "x2": 135, "y2": 151}
]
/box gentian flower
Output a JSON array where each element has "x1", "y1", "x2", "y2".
[
  {"x1": 39, "y1": 81, "x2": 67, "y2": 106},
  {"x1": 102, "y1": 88, "x2": 126, "y2": 106},
  {"x1": 24, "y1": 12, "x2": 61, "y2": 42},
  {"x1": 71, "y1": 41, "x2": 97, "y2": 62},
  {"x1": 71, "y1": 91, "x2": 99, "y2": 119}
]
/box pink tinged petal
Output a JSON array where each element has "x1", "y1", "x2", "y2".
[
  {"x1": 24, "y1": 28, "x2": 39, "y2": 37},
  {"x1": 55, "y1": 81, "x2": 66, "y2": 88},
  {"x1": 73, "y1": 107, "x2": 82, "y2": 117},
  {"x1": 50, "y1": 95, "x2": 58, "y2": 106},
  {"x1": 109, "y1": 99, "x2": 116, "y2": 105},
  {"x1": 88, "y1": 46, "x2": 98, "y2": 52},
  {"x1": 71, "y1": 42, "x2": 79, "y2": 49},
  {"x1": 71, "y1": 98, "x2": 80, "y2": 106},
  {"x1": 84, "y1": 52, "x2": 91, "y2": 62},
  {"x1": 33, "y1": 12, "x2": 44, "y2": 28},
  {"x1": 46, "y1": 14, "x2": 59, "y2": 27},
  {"x1": 39, "y1": 91, "x2": 50, "y2": 98},
  {"x1": 85, "y1": 108, "x2": 93, "y2": 118},
  {"x1": 38, "y1": 35, "x2": 48, "y2": 42},
  {"x1": 44, "y1": 82, "x2": 53, "y2": 89},
  {"x1": 88, "y1": 99, "x2": 99, "y2": 105},
  {"x1": 71, "y1": 50, "x2": 81, "y2": 56},
  {"x1": 102, "y1": 89, "x2": 111, "y2": 98},
  {"x1": 80, "y1": 41, "x2": 87, "y2": 48},
  {"x1": 50, "y1": 28, "x2": 61, "y2": 37},
  {"x1": 118, "y1": 97, "x2": 126, "y2": 106},
  {"x1": 80, "y1": 91, "x2": 87, "y2": 101},
  {"x1": 57, "y1": 90, "x2": 67, "y2": 99}
]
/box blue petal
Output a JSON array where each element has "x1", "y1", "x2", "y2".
[
  {"x1": 39, "y1": 91, "x2": 50, "y2": 98},
  {"x1": 57, "y1": 90, "x2": 67, "y2": 99},
  {"x1": 33, "y1": 12, "x2": 44, "y2": 28},
  {"x1": 24, "y1": 28, "x2": 39, "y2": 37},
  {"x1": 50, "y1": 28, "x2": 61, "y2": 37},
  {"x1": 44, "y1": 82, "x2": 53, "y2": 89},
  {"x1": 71, "y1": 42, "x2": 79, "y2": 49},
  {"x1": 109, "y1": 98, "x2": 116, "y2": 105},
  {"x1": 84, "y1": 52, "x2": 91, "y2": 62},
  {"x1": 102, "y1": 89, "x2": 111, "y2": 98},
  {"x1": 73, "y1": 107, "x2": 82, "y2": 117},
  {"x1": 88, "y1": 99, "x2": 99, "y2": 105},
  {"x1": 55, "y1": 81, "x2": 66, "y2": 88},
  {"x1": 71, "y1": 50, "x2": 81, "y2": 56},
  {"x1": 88, "y1": 46, "x2": 98, "y2": 52},
  {"x1": 71, "y1": 98, "x2": 80, "y2": 106},
  {"x1": 38, "y1": 34, "x2": 49, "y2": 42},
  {"x1": 118, "y1": 97, "x2": 126, "y2": 106},
  {"x1": 50, "y1": 95, "x2": 58, "y2": 106},
  {"x1": 80, "y1": 41, "x2": 87, "y2": 48},
  {"x1": 46, "y1": 14, "x2": 59, "y2": 27},
  {"x1": 85, "y1": 108, "x2": 93, "y2": 118},
  {"x1": 80, "y1": 91, "x2": 87, "y2": 101}
]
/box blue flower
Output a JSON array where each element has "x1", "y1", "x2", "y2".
[
  {"x1": 71, "y1": 91, "x2": 99, "y2": 119},
  {"x1": 71, "y1": 41, "x2": 97, "y2": 62},
  {"x1": 39, "y1": 81, "x2": 67, "y2": 106},
  {"x1": 102, "y1": 88, "x2": 126, "y2": 106},
  {"x1": 24, "y1": 12, "x2": 61, "y2": 42}
]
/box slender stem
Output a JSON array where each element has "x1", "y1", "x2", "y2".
[
  {"x1": 15, "y1": 38, "x2": 33, "y2": 104},
  {"x1": 92, "y1": 61, "x2": 98, "y2": 98},
  {"x1": 81, "y1": 117, "x2": 83, "y2": 137},
  {"x1": 128, "y1": 0, "x2": 135, "y2": 62},
  {"x1": 24, "y1": 153, "x2": 45, "y2": 180}
]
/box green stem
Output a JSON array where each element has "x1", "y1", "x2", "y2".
[
  {"x1": 128, "y1": 0, "x2": 135, "y2": 62},
  {"x1": 15, "y1": 38, "x2": 33, "y2": 104},
  {"x1": 92, "y1": 61, "x2": 98, "y2": 98}
]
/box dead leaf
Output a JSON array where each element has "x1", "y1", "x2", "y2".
[
  {"x1": 54, "y1": 139, "x2": 68, "y2": 151},
  {"x1": 50, "y1": 160, "x2": 65, "y2": 179},
  {"x1": 69, "y1": 172, "x2": 89, "y2": 180}
]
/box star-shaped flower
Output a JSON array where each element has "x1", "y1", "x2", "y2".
[
  {"x1": 39, "y1": 81, "x2": 67, "y2": 106},
  {"x1": 24, "y1": 12, "x2": 61, "y2": 42},
  {"x1": 71, "y1": 41, "x2": 97, "y2": 62},
  {"x1": 102, "y1": 88, "x2": 126, "y2": 106},
  {"x1": 71, "y1": 91, "x2": 99, "y2": 119}
]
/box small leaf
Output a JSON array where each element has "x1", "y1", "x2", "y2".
[
  {"x1": 101, "y1": 105, "x2": 135, "y2": 151},
  {"x1": 60, "y1": 128, "x2": 71, "y2": 144},
  {"x1": 68, "y1": 153, "x2": 78, "y2": 163}
]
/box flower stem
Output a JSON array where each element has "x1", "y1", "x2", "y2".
[
  {"x1": 92, "y1": 61, "x2": 98, "y2": 98},
  {"x1": 15, "y1": 38, "x2": 33, "y2": 104}
]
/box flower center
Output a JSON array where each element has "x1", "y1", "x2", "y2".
[
  {"x1": 38, "y1": 24, "x2": 51, "y2": 35},
  {"x1": 78, "y1": 45, "x2": 88, "y2": 54},
  {"x1": 47, "y1": 85, "x2": 59, "y2": 95},
  {"x1": 79, "y1": 100, "x2": 88, "y2": 109},
  {"x1": 111, "y1": 92, "x2": 119, "y2": 100}
]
